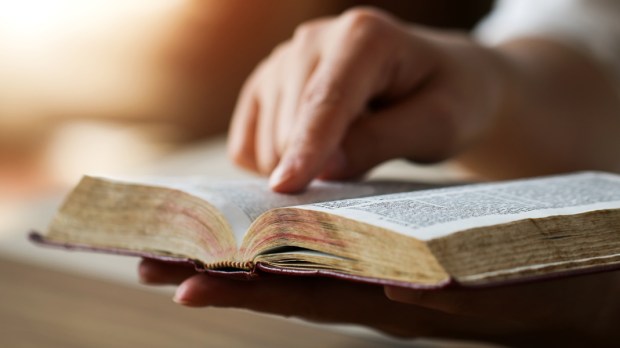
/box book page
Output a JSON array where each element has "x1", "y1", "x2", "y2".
[
  {"x1": 106, "y1": 176, "x2": 431, "y2": 246},
  {"x1": 299, "y1": 172, "x2": 620, "y2": 241}
]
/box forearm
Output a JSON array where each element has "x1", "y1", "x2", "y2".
[{"x1": 459, "y1": 38, "x2": 620, "y2": 179}]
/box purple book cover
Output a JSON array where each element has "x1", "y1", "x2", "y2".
[{"x1": 28, "y1": 231, "x2": 620, "y2": 290}]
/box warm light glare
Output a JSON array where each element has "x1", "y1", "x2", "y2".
[
  {"x1": 0, "y1": 0, "x2": 184, "y2": 125},
  {"x1": 0, "y1": 0, "x2": 182, "y2": 42},
  {"x1": 0, "y1": 1, "x2": 64, "y2": 39}
]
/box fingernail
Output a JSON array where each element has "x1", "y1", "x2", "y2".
[
  {"x1": 173, "y1": 294, "x2": 195, "y2": 307},
  {"x1": 173, "y1": 284, "x2": 190, "y2": 305},
  {"x1": 269, "y1": 161, "x2": 293, "y2": 190},
  {"x1": 172, "y1": 295, "x2": 185, "y2": 305},
  {"x1": 172, "y1": 293, "x2": 185, "y2": 305}
]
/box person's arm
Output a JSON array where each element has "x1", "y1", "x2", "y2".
[
  {"x1": 227, "y1": 7, "x2": 620, "y2": 193},
  {"x1": 467, "y1": 0, "x2": 620, "y2": 179},
  {"x1": 458, "y1": 37, "x2": 620, "y2": 179}
]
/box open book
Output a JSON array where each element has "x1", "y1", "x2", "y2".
[{"x1": 31, "y1": 172, "x2": 620, "y2": 288}]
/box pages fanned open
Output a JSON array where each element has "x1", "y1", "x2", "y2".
[{"x1": 30, "y1": 172, "x2": 620, "y2": 288}]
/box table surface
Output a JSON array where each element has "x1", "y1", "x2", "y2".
[{"x1": 1, "y1": 256, "x2": 427, "y2": 348}]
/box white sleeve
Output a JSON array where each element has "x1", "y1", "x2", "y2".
[{"x1": 475, "y1": 0, "x2": 620, "y2": 81}]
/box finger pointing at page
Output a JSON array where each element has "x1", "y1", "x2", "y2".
[{"x1": 229, "y1": 7, "x2": 506, "y2": 192}]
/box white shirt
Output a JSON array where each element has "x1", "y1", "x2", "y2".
[{"x1": 476, "y1": 0, "x2": 620, "y2": 81}]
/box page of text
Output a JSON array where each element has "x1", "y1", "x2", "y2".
[{"x1": 299, "y1": 172, "x2": 620, "y2": 241}]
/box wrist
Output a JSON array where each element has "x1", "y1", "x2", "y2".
[
  {"x1": 431, "y1": 32, "x2": 519, "y2": 170},
  {"x1": 452, "y1": 38, "x2": 542, "y2": 179},
  {"x1": 459, "y1": 36, "x2": 620, "y2": 178}
]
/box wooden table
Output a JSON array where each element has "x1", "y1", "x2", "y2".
[{"x1": 0, "y1": 257, "x2": 422, "y2": 348}]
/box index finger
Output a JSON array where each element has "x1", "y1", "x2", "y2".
[{"x1": 269, "y1": 10, "x2": 402, "y2": 192}]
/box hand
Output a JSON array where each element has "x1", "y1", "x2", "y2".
[
  {"x1": 140, "y1": 258, "x2": 620, "y2": 346},
  {"x1": 228, "y1": 7, "x2": 507, "y2": 193}
]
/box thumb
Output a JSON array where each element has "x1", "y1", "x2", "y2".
[{"x1": 320, "y1": 93, "x2": 461, "y2": 180}]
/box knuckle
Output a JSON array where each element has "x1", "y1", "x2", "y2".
[
  {"x1": 238, "y1": 73, "x2": 259, "y2": 99},
  {"x1": 274, "y1": 40, "x2": 290, "y2": 54},
  {"x1": 293, "y1": 19, "x2": 323, "y2": 43},
  {"x1": 300, "y1": 79, "x2": 345, "y2": 114},
  {"x1": 254, "y1": 41, "x2": 290, "y2": 78},
  {"x1": 339, "y1": 7, "x2": 390, "y2": 37},
  {"x1": 269, "y1": 41, "x2": 291, "y2": 61},
  {"x1": 300, "y1": 74, "x2": 346, "y2": 117},
  {"x1": 251, "y1": 58, "x2": 272, "y2": 84},
  {"x1": 342, "y1": 7, "x2": 386, "y2": 24}
]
